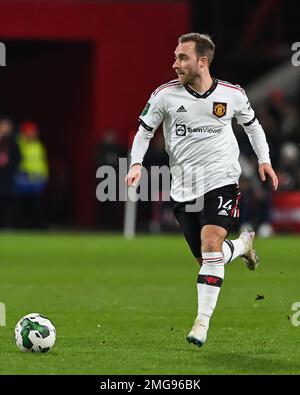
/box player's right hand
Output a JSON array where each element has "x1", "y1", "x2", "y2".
[
  {"x1": 125, "y1": 163, "x2": 142, "y2": 187},
  {"x1": 258, "y1": 163, "x2": 279, "y2": 191}
]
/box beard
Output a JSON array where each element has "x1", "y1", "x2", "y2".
[{"x1": 178, "y1": 70, "x2": 199, "y2": 86}]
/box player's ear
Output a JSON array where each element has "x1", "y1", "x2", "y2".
[{"x1": 199, "y1": 56, "x2": 208, "y2": 68}]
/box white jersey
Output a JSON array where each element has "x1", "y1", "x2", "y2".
[{"x1": 130, "y1": 78, "x2": 271, "y2": 202}]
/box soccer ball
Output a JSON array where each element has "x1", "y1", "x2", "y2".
[{"x1": 15, "y1": 313, "x2": 56, "y2": 353}]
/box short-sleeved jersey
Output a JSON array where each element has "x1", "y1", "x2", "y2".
[{"x1": 135, "y1": 78, "x2": 268, "y2": 202}]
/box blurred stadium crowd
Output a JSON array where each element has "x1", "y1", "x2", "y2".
[
  {"x1": 0, "y1": 118, "x2": 49, "y2": 230},
  {"x1": 236, "y1": 88, "x2": 300, "y2": 236}
]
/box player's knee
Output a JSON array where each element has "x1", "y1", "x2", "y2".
[{"x1": 202, "y1": 237, "x2": 222, "y2": 252}]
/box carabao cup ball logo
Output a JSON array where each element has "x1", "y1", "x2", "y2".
[
  {"x1": 15, "y1": 313, "x2": 56, "y2": 353},
  {"x1": 141, "y1": 102, "x2": 151, "y2": 116}
]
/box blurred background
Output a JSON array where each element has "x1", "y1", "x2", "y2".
[{"x1": 0, "y1": 0, "x2": 299, "y2": 237}]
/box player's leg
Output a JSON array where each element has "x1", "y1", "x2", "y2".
[
  {"x1": 197, "y1": 232, "x2": 258, "y2": 267},
  {"x1": 171, "y1": 199, "x2": 248, "y2": 267},
  {"x1": 222, "y1": 231, "x2": 259, "y2": 269},
  {"x1": 187, "y1": 224, "x2": 226, "y2": 347},
  {"x1": 187, "y1": 184, "x2": 256, "y2": 347},
  {"x1": 172, "y1": 198, "x2": 254, "y2": 268},
  {"x1": 171, "y1": 199, "x2": 221, "y2": 347},
  {"x1": 222, "y1": 238, "x2": 244, "y2": 264},
  {"x1": 189, "y1": 229, "x2": 259, "y2": 347},
  {"x1": 171, "y1": 198, "x2": 202, "y2": 261},
  {"x1": 172, "y1": 190, "x2": 258, "y2": 347},
  {"x1": 219, "y1": 184, "x2": 259, "y2": 268}
]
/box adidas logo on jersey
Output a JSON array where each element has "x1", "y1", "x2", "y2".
[
  {"x1": 218, "y1": 209, "x2": 228, "y2": 216},
  {"x1": 176, "y1": 105, "x2": 187, "y2": 112}
]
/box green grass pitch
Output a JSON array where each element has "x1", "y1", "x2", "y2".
[{"x1": 0, "y1": 232, "x2": 300, "y2": 374}]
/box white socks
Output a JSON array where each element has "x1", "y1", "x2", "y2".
[
  {"x1": 197, "y1": 252, "x2": 224, "y2": 328},
  {"x1": 195, "y1": 239, "x2": 247, "y2": 333},
  {"x1": 222, "y1": 238, "x2": 245, "y2": 265}
]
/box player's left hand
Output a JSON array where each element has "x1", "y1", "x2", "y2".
[{"x1": 258, "y1": 163, "x2": 278, "y2": 191}]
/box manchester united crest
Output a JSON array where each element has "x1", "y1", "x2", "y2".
[{"x1": 213, "y1": 102, "x2": 227, "y2": 118}]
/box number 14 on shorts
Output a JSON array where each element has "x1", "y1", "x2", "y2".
[{"x1": 217, "y1": 196, "x2": 232, "y2": 210}]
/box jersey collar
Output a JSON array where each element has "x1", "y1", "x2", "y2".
[{"x1": 184, "y1": 78, "x2": 218, "y2": 99}]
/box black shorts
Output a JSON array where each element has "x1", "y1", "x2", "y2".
[{"x1": 171, "y1": 184, "x2": 241, "y2": 258}]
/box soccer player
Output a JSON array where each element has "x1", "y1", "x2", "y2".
[{"x1": 125, "y1": 33, "x2": 278, "y2": 347}]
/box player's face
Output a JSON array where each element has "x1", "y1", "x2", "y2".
[{"x1": 172, "y1": 42, "x2": 204, "y2": 85}]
